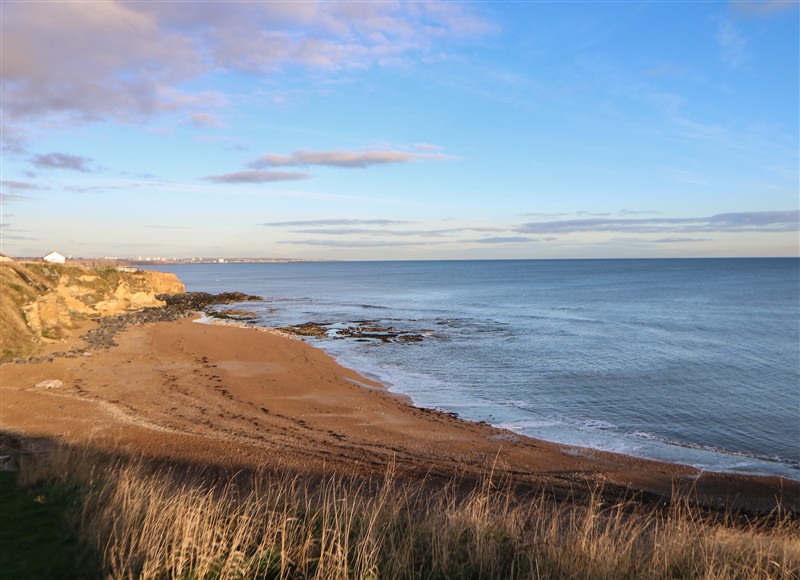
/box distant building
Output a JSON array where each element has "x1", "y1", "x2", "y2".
[{"x1": 42, "y1": 251, "x2": 66, "y2": 264}]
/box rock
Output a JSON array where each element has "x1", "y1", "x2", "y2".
[
  {"x1": 277, "y1": 322, "x2": 331, "y2": 338},
  {"x1": 278, "y1": 319, "x2": 426, "y2": 344},
  {"x1": 206, "y1": 308, "x2": 259, "y2": 321},
  {"x1": 156, "y1": 292, "x2": 262, "y2": 310},
  {"x1": 35, "y1": 379, "x2": 63, "y2": 389}
]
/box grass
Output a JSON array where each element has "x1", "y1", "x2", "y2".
[
  {"x1": 11, "y1": 445, "x2": 800, "y2": 579},
  {"x1": 0, "y1": 471, "x2": 100, "y2": 579}
]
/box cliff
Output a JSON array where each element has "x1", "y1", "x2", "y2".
[{"x1": 0, "y1": 260, "x2": 184, "y2": 361}]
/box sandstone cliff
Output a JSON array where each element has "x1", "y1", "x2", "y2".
[{"x1": 0, "y1": 260, "x2": 184, "y2": 361}]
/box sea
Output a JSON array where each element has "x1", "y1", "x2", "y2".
[{"x1": 146, "y1": 259, "x2": 800, "y2": 480}]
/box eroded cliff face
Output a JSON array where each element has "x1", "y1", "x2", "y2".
[{"x1": 0, "y1": 261, "x2": 184, "y2": 361}]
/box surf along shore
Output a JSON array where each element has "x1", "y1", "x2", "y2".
[{"x1": 2, "y1": 296, "x2": 798, "y2": 516}]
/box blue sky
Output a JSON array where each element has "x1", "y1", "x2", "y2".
[{"x1": 1, "y1": 0, "x2": 798, "y2": 260}]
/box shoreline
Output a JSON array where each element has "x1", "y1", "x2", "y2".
[
  {"x1": 2, "y1": 315, "x2": 799, "y2": 514},
  {"x1": 203, "y1": 316, "x2": 800, "y2": 483},
  {"x1": 307, "y1": 333, "x2": 800, "y2": 483}
]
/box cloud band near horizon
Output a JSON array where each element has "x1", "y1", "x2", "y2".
[{"x1": 516, "y1": 211, "x2": 799, "y2": 234}]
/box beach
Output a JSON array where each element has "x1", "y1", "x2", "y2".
[{"x1": 2, "y1": 314, "x2": 798, "y2": 514}]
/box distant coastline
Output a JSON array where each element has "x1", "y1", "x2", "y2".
[{"x1": 8, "y1": 256, "x2": 339, "y2": 267}]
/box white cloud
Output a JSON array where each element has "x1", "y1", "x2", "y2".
[
  {"x1": 1, "y1": 1, "x2": 201, "y2": 122},
  {"x1": 31, "y1": 153, "x2": 93, "y2": 172},
  {"x1": 249, "y1": 148, "x2": 450, "y2": 169},
  {"x1": 204, "y1": 170, "x2": 311, "y2": 184},
  {"x1": 1, "y1": 0, "x2": 490, "y2": 128}
]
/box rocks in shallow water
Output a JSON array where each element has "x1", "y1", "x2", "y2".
[
  {"x1": 334, "y1": 321, "x2": 424, "y2": 343},
  {"x1": 206, "y1": 308, "x2": 259, "y2": 321},
  {"x1": 278, "y1": 320, "x2": 425, "y2": 344},
  {"x1": 277, "y1": 322, "x2": 331, "y2": 339}
]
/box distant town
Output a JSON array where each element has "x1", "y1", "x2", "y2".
[
  {"x1": 127, "y1": 256, "x2": 333, "y2": 265},
  {"x1": 5, "y1": 252, "x2": 334, "y2": 267}
]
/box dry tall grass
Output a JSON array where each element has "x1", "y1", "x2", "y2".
[{"x1": 17, "y1": 446, "x2": 800, "y2": 579}]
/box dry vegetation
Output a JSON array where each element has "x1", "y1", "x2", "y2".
[
  {"x1": 15, "y1": 445, "x2": 800, "y2": 579},
  {"x1": 0, "y1": 261, "x2": 56, "y2": 360}
]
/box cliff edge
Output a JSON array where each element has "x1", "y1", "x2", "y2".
[{"x1": 0, "y1": 260, "x2": 184, "y2": 361}]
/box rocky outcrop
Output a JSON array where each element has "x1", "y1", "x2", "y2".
[
  {"x1": 9, "y1": 291, "x2": 265, "y2": 364},
  {"x1": 0, "y1": 262, "x2": 184, "y2": 361},
  {"x1": 156, "y1": 291, "x2": 261, "y2": 310}
]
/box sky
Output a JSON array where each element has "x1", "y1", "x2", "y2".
[{"x1": 1, "y1": 0, "x2": 798, "y2": 260}]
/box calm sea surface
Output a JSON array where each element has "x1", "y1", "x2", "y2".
[{"x1": 147, "y1": 259, "x2": 800, "y2": 479}]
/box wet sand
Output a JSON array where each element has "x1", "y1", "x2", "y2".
[{"x1": 2, "y1": 316, "x2": 797, "y2": 512}]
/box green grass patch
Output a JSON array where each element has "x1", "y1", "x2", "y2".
[{"x1": 0, "y1": 471, "x2": 100, "y2": 579}]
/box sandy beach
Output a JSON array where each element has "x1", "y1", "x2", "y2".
[{"x1": 2, "y1": 315, "x2": 798, "y2": 513}]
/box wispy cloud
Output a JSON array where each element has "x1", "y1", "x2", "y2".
[
  {"x1": 619, "y1": 209, "x2": 662, "y2": 216},
  {"x1": 1, "y1": 180, "x2": 45, "y2": 193},
  {"x1": 473, "y1": 236, "x2": 537, "y2": 244},
  {"x1": 0, "y1": 123, "x2": 27, "y2": 154},
  {"x1": 196, "y1": 136, "x2": 248, "y2": 151},
  {"x1": 0, "y1": 193, "x2": 29, "y2": 204},
  {"x1": 651, "y1": 237, "x2": 713, "y2": 243},
  {"x1": 0, "y1": 222, "x2": 37, "y2": 241},
  {"x1": 413, "y1": 143, "x2": 445, "y2": 152},
  {"x1": 716, "y1": 20, "x2": 749, "y2": 68},
  {"x1": 729, "y1": 0, "x2": 800, "y2": 17},
  {"x1": 31, "y1": 152, "x2": 93, "y2": 172},
  {"x1": 261, "y1": 219, "x2": 413, "y2": 227},
  {"x1": 204, "y1": 170, "x2": 311, "y2": 183},
  {"x1": 267, "y1": 221, "x2": 507, "y2": 240},
  {"x1": 278, "y1": 239, "x2": 435, "y2": 248},
  {"x1": 516, "y1": 211, "x2": 799, "y2": 235},
  {"x1": 643, "y1": 63, "x2": 686, "y2": 78},
  {"x1": 248, "y1": 148, "x2": 451, "y2": 169},
  {"x1": 188, "y1": 113, "x2": 224, "y2": 128},
  {"x1": 290, "y1": 228, "x2": 451, "y2": 237},
  {"x1": 278, "y1": 234, "x2": 537, "y2": 248},
  {"x1": 64, "y1": 184, "x2": 130, "y2": 194},
  {"x1": 522, "y1": 212, "x2": 570, "y2": 219}
]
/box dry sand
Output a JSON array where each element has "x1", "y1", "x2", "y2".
[{"x1": 2, "y1": 316, "x2": 797, "y2": 512}]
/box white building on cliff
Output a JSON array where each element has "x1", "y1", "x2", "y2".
[{"x1": 42, "y1": 251, "x2": 66, "y2": 264}]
